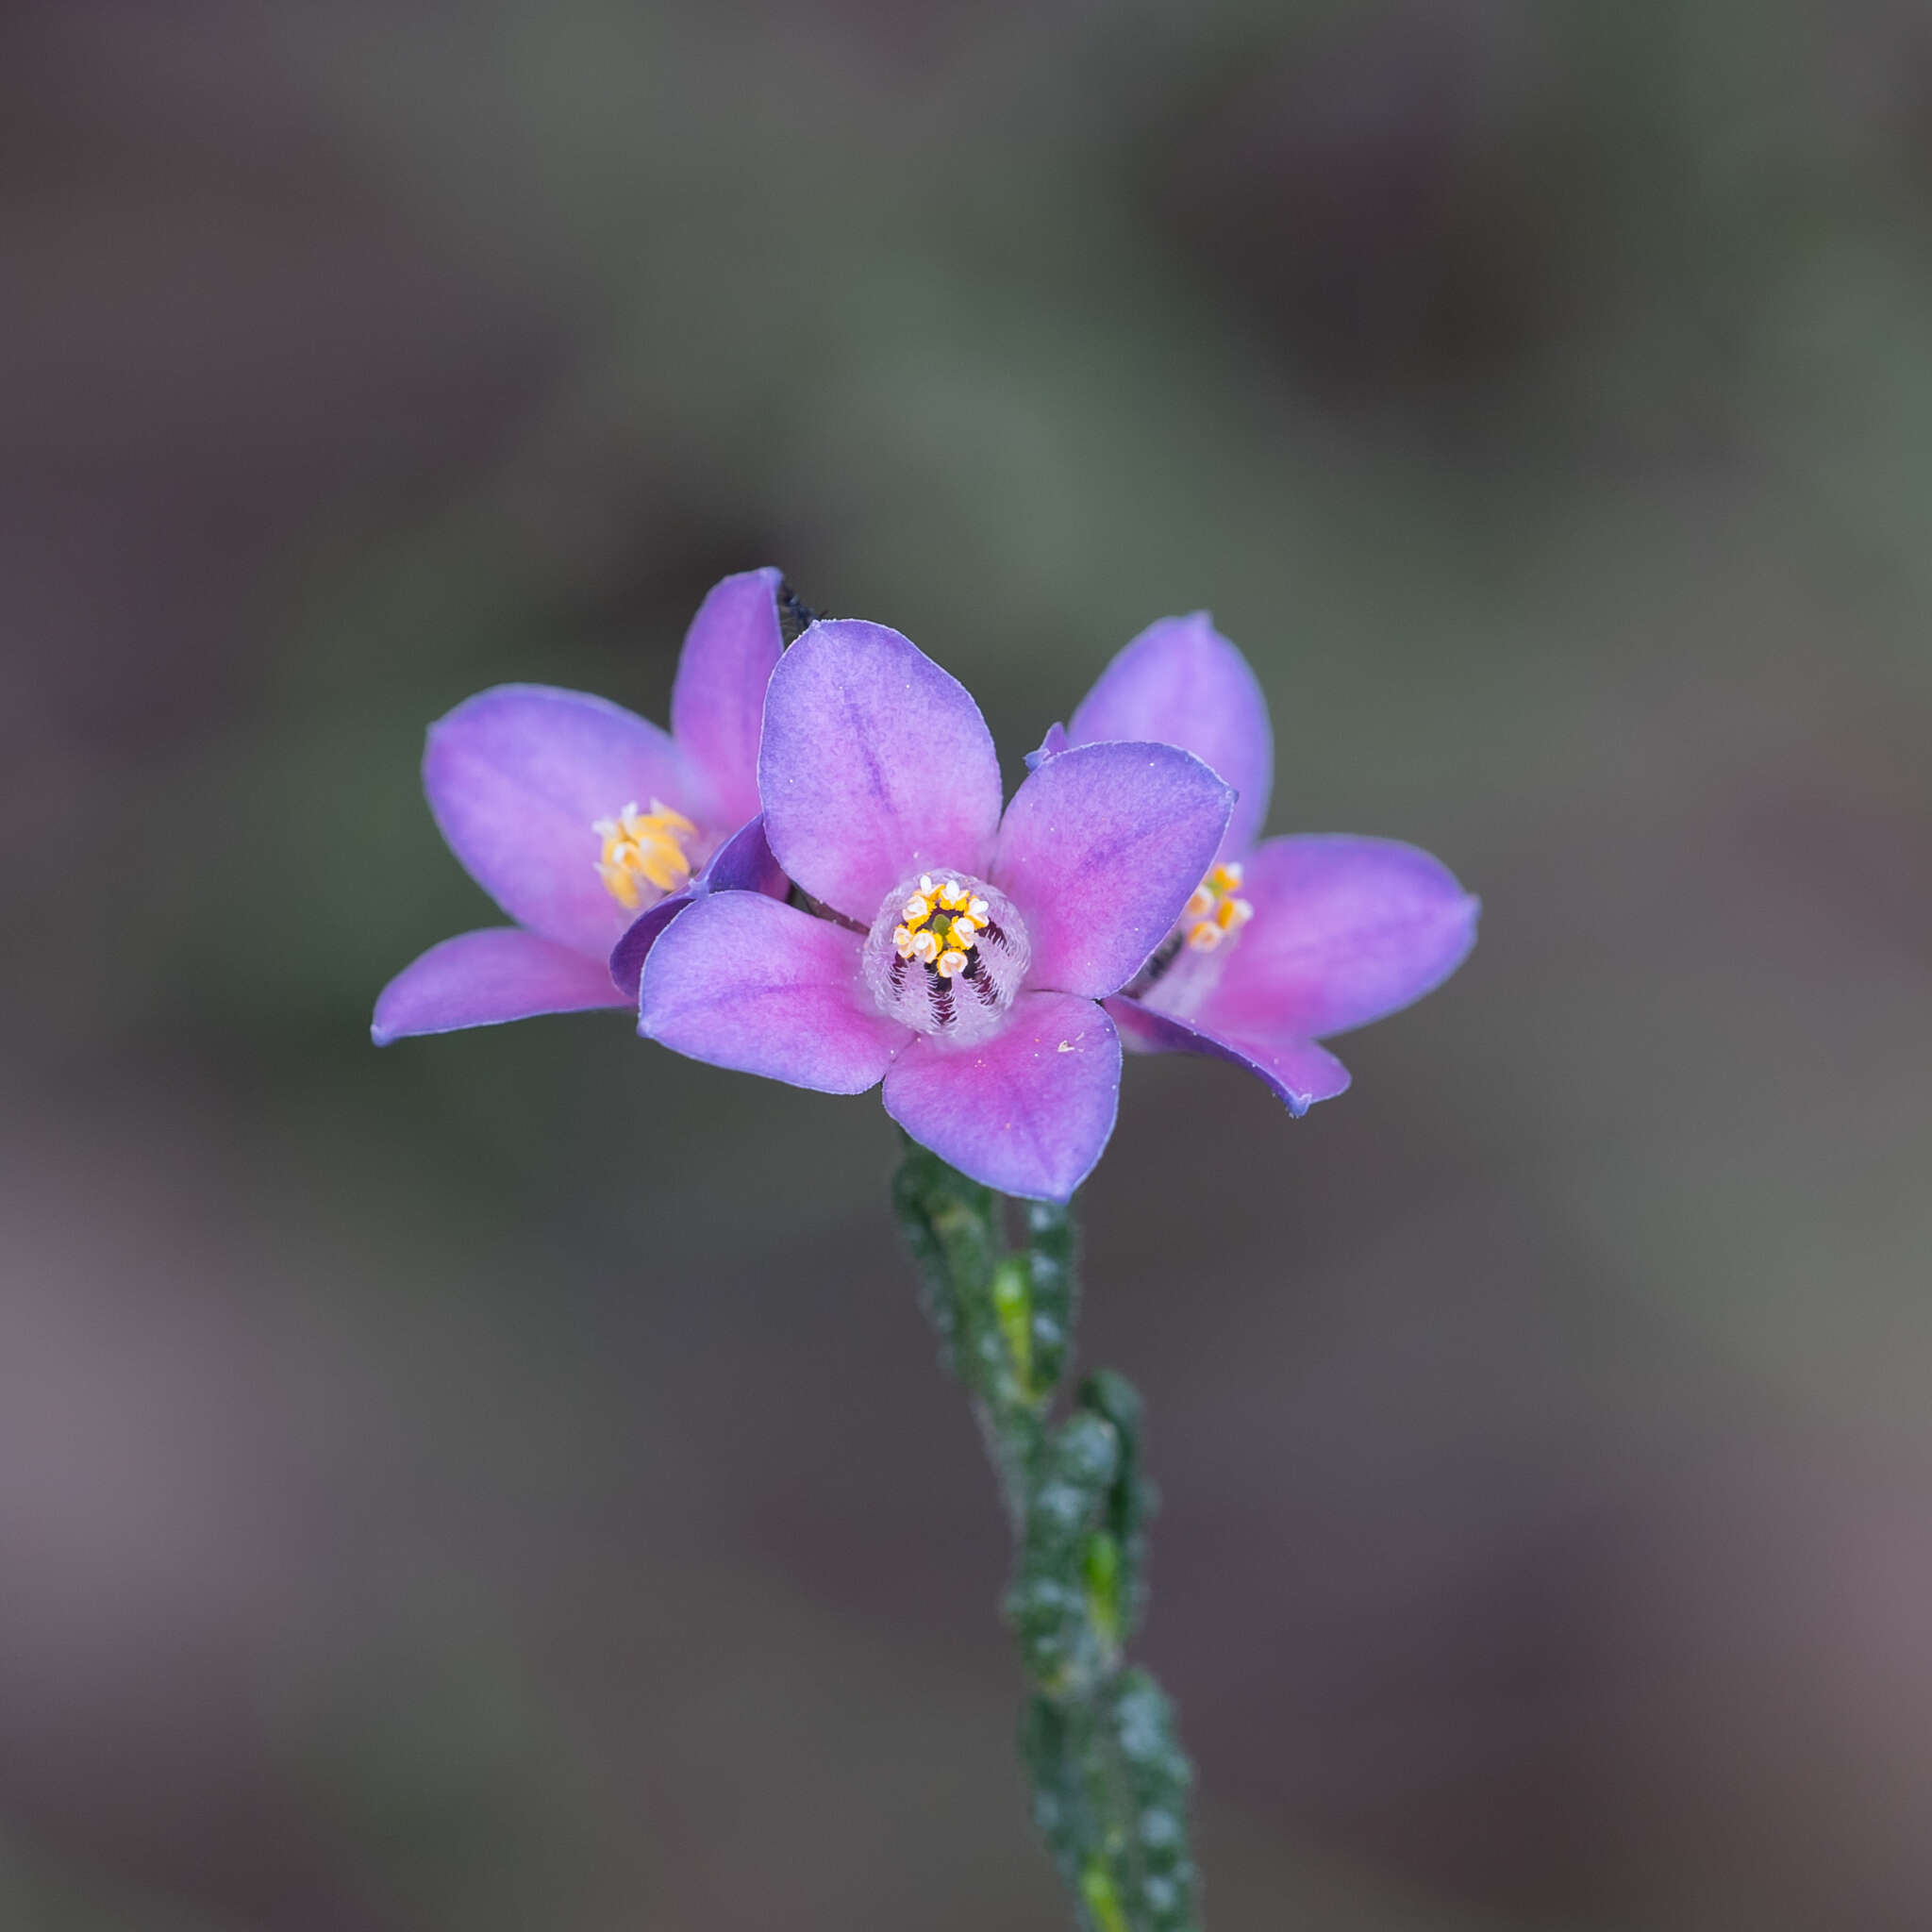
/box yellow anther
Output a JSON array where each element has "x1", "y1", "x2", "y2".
[
  {"x1": 895, "y1": 870, "x2": 994, "y2": 974},
  {"x1": 593, "y1": 799, "x2": 698, "y2": 911},
  {"x1": 864, "y1": 870, "x2": 1027, "y2": 1040},
  {"x1": 1182, "y1": 861, "x2": 1253, "y2": 954}
]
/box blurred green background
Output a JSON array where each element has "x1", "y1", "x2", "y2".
[{"x1": 5, "y1": 2, "x2": 1930, "y2": 1926}]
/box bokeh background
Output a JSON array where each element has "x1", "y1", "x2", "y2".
[{"x1": 6, "y1": 2, "x2": 1931, "y2": 1926}]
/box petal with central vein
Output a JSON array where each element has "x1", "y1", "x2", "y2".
[
  {"x1": 424, "y1": 684, "x2": 694, "y2": 955},
  {"x1": 758, "y1": 620, "x2": 1002, "y2": 923},
  {"x1": 992, "y1": 741, "x2": 1232, "y2": 999},
  {"x1": 883, "y1": 991, "x2": 1122, "y2": 1202},
  {"x1": 639, "y1": 891, "x2": 908, "y2": 1093}
]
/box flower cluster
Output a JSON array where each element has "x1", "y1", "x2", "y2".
[{"x1": 375, "y1": 575, "x2": 1476, "y2": 1199}]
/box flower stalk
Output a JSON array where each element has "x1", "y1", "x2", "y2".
[{"x1": 892, "y1": 1143, "x2": 1200, "y2": 1931}]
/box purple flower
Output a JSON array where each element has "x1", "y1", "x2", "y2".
[
  {"x1": 1048, "y1": 612, "x2": 1478, "y2": 1111},
  {"x1": 372, "y1": 569, "x2": 789, "y2": 1044},
  {"x1": 638, "y1": 620, "x2": 1235, "y2": 1200}
]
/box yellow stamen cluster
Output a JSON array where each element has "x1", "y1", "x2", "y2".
[
  {"x1": 1182, "y1": 861, "x2": 1254, "y2": 952},
  {"x1": 593, "y1": 800, "x2": 697, "y2": 911},
  {"x1": 892, "y1": 874, "x2": 991, "y2": 978}
]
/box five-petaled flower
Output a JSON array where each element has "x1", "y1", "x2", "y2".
[
  {"x1": 1039, "y1": 612, "x2": 1478, "y2": 1110},
  {"x1": 637, "y1": 620, "x2": 1236, "y2": 1201},
  {"x1": 372, "y1": 568, "x2": 789, "y2": 1044}
]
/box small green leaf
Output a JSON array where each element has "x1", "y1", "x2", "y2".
[
  {"x1": 1083, "y1": 1532, "x2": 1123, "y2": 1655},
  {"x1": 991, "y1": 1256, "x2": 1034, "y2": 1393},
  {"x1": 1079, "y1": 1859, "x2": 1131, "y2": 1932}
]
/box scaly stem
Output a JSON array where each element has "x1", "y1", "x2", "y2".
[{"x1": 892, "y1": 1142, "x2": 1201, "y2": 1931}]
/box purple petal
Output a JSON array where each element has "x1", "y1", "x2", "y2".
[
  {"x1": 882, "y1": 991, "x2": 1122, "y2": 1202},
  {"x1": 1107, "y1": 994, "x2": 1351, "y2": 1116},
  {"x1": 1069, "y1": 612, "x2": 1273, "y2": 862},
  {"x1": 607, "y1": 889, "x2": 696, "y2": 1002},
  {"x1": 1024, "y1": 721, "x2": 1069, "y2": 771},
  {"x1": 607, "y1": 813, "x2": 789, "y2": 998},
  {"x1": 372, "y1": 928, "x2": 629, "y2": 1044},
  {"x1": 1205, "y1": 835, "x2": 1479, "y2": 1039},
  {"x1": 425, "y1": 684, "x2": 696, "y2": 956},
  {"x1": 991, "y1": 741, "x2": 1233, "y2": 999},
  {"x1": 638, "y1": 890, "x2": 908, "y2": 1093},
  {"x1": 698, "y1": 811, "x2": 790, "y2": 898},
  {"x1": 758, "y1": 619, "x2": 1002, "y2": 923},
  {"x1": 670, "y1": 567, "x2": 785, "y2": 829}
]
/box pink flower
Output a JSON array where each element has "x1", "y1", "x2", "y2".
[
  {"x1": 373, "y1": 570, "x2": 788, "y2": 1044},
  {"x1": 638, "y1": 620, "x2": 1235, "y2": 1200},
  {"x1": 1044, "y1": 613, "x2": 1478, "y2": 1111}
]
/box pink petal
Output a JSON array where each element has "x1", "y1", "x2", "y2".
[
  {"x1": 1205, "y1": 835, "x2": 1478, "y2": 1040},
  {"x1": 991, "y1": 742, "x2": 1233, "y2": 999},
  {"x1": 670, "y1": 567, "x2": 785, "y2": 829},
  {"x1": 424, "y1": 684, "x2": 696, "y2": 956},
  {"x1": 373, "y1": 928, "x2": 629, "y2": 1043},
  {"x1": 638, "y1": 890, "x2": 909, "y2": 1093},
  {"x1": 758, "y1": 620, "x2": 1002, "y2": 924},
  {"x1": 882, "y1": 991, "x2": 1122, "y2": 1202},
  {"x1": 1108, "y1": 994, "x2": 1351, "y2": 1115},
  {"x1": 1069, "y1": 612, "x2": 1273, "y2": 862}
]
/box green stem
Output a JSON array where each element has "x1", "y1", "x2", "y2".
[{"x1": 892, "y1": 1142, "x2": 1201, "y2": 1931}]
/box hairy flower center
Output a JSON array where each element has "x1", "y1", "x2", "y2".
[
  {"x1": 862, "y1": 871, "x2": 1029, "y2": 1043},
  {"x1": 593, "y1": 800, "x2": 698, "y2": 911},
  {"x1": 1179, "y1": 862, "x2": 1253, "y2": 953}
]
